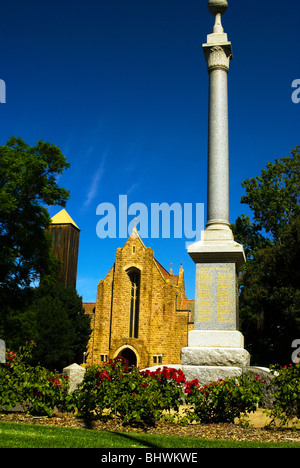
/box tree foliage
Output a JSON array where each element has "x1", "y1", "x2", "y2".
[
  {"x1": 2, "y1": 284, "x2": 91, "y2": 370},
  {"x1": 0, "y1": 136, "x2": 91, "y2": 368},
  {"x1": 233, "y1": 147, "x2": 300, "y2": 366},
  {"x1": 30, "y1": 284, "x2": 91, "y2": 369},
  {"x1": 0, "y1": 136, "x2": 70, "y2": 299}
]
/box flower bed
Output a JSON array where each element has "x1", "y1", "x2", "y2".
[{"x1": 1, "y1": 342, "x2": 300, "y2": 428}]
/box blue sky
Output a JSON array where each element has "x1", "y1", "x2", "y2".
[{"x1": 0, "y1": 0, "x2": 299, "y2": 302}]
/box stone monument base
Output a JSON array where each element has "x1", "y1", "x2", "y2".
[
  {"x1": 181, "y1": 365, "x2": 243, "y2": 386},
  {"x1": 181, "y1": 347, "x2": 250, "y2": 385},
  {"x1": 181, "y1": 347, "x2": 250, "y2": 367},
  {"x1": 180, "y1": 328, "x2": 251, "y2": 386}
]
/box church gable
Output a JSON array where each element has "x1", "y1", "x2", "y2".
[{"x1": 118, "y1": 232, "x2": 148, "y2": 272}]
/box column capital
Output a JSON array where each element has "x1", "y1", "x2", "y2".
[
  {"x1": 204, "y1": 0, "x2": 232, "y2": 73},
  {"x1": 203, "y1": 43, "x2": 232, "y2": 72}
]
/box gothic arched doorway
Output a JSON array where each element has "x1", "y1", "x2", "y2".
[{"x1": 120, "y1": 348, "x2": 137, "y2": 367}]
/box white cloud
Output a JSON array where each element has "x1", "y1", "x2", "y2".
[
  {"x1": 84, "y1": 166, "x2": 104, "y2": 208},
  {"x1": 83, "y1": 151, "x2": 107, "y2": 208}
]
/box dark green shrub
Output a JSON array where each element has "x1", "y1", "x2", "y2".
[{"x1": 267, "y1": 363, "x2": 300, "y2": 427}]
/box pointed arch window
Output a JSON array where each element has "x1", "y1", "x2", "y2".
[{"x1": 127, "y1": 268, "x2": 140, "y2": 338}]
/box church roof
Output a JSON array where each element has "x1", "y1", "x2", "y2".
[
  {"x1": 154, "y1": 259, "x2": 170, "y2": 278},
  {"x1": 154, "y1": 259, "x2": 179, "y2": 284},
  {"x1": 51, "y1": 209, "x2": 80, "y2": 230}
]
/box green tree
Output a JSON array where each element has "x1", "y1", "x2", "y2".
[
  {"x1": 31, "y1": 294, "x2": 76, "y2": 370},
  {"x1": 6, "y1": 284, "x2": 91, "y2": 370},
  {"x1": 0, "y1": 136, "x2": 70, "y2": 343},
  {"x1": 233, "y1": 147, "x2": 300, "y2": 366},
  {"x1": 0, "y1": 137, "x2": 70, "y2": 300},
  {"x1": 34, "y1": 283, "x2": 91, "y2": 367}
]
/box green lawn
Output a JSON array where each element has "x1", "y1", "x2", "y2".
[{"x1": 0, "y1": 422, "x2": 299, "y2": 448}]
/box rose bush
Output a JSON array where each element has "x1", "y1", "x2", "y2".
[
  {"x1": 74, "y1": 360, "x2": 186, "y2": 425},
  {"x1": 0, "y1": 342, "x2": 73, "y2": 416},
  {"x1": 74, "y1": 361, "x2": 266, "y2": 426},
  {"x1": 184, "y1": 373, "x2": 265, "y2": 424},
  {"x1": 267, "y1": 362, "x2": 300, "y2": 427}
]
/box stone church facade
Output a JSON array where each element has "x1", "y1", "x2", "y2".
[{"x1": 84, "y1": 227, "x2": 194, "y2": 369}]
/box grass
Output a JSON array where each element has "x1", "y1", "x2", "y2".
[{"x1": 0, "y1": 422, "x2": 300, "y2": 448}]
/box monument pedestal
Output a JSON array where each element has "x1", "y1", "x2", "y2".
[
  {"x1": 181, "y1": 337, "x2": 250, "y2": 385},
  {"x1": 181, "y1": 365, "x2": 244, "y2": 386},
  {"x1": 182, "y1": 226, "x2": 250, "y2": 385}
]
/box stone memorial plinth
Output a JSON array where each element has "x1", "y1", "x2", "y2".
[{"x1": 182, "y1": 228, "x2": 250, "y2": 383}]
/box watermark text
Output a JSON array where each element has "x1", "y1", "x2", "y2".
[
  {"x1": 291, "y1": 79, "x2": 300, "y2": 104},
  {"x1": 0, "y1": 79, "x2": 6, "y2": 103},
  {"x1": 291, "y1": 339, "x2": 300, "y2": 364},
  {"x1": 96, "y1": 195, "x2": 204, "y2": 247}
]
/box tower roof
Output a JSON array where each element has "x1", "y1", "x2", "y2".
[{"x1": 51, "y1": 209, "x2": 80, "y2": 230}]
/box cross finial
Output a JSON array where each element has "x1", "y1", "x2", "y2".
[{"x1": 130, "y1": 217, "x2": 139, "y2": 238}]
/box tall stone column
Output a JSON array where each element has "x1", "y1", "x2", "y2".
[
  {"x1": 182, "y1": 0, "x2": 250, "y2": 385},
  {"x1": 206, "y1": 46, "x2": 231, "y2": 228}
]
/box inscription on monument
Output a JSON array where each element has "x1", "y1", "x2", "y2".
[
  {"x1": 216, "y1": 266, "x2": 232, "y2": 323},
  {"x1": 195, "y1": 263, "x2": 237, "y2": 330},
  {"x1": 197, "y1": 266, "x2": 214, "y2": 322}
]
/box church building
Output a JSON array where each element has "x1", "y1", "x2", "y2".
[
  {"x1": 49, "y1": 209, "x2": 194, "y2": 369},
  {"x1": 84, "y1": 225, "x2": 194, "y2": 369}
]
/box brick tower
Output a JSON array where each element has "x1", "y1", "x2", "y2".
[{"x1": 48, "y1": 209, "x2": 80, "y2": 289}]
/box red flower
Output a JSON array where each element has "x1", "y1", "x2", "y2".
[
  {"x1": 6, "y1": 351, "x2": 17, "y2": 361},
  {"x1": 97, "y1": 370, "x2": 111, "y2": 382}
]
